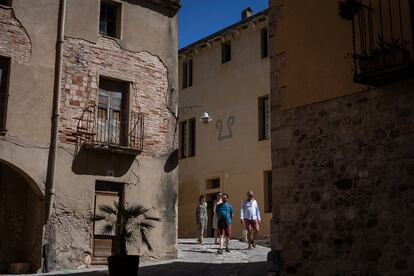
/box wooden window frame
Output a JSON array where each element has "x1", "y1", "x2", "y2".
[
  {"x1": 258, "y1": 95, "x2": 270, "y2": 141},
  {"x1": 264, "y1": 171, "x2": 272, "y2": 213},
  {"x1": 99, "y1": 0, "x2": 122, "y2": 38},
  {"x1": 179, "y1": 118, "x2": 196, "y2": 159},
  {"x1": 182, "y1": 59, "x2": 193, "y2": 89}
]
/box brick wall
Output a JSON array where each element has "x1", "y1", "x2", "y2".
[
  {"x1": 60, "y1": 36, "x2": 172, "y2": 156},
  {"x1": 0, "y1": 6, "x2": 31, "y2": 63}
]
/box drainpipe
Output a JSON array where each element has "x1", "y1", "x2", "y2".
[{"x1": 45, "y1": 0, "x2": 66, "y2": 224}]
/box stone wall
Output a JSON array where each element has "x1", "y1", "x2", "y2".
[
  {"x1": 268, "y1": 2, "x2": 414, "y2": 275},
  {"x1": 270, "y1": 82, "x2": 414, "y2": 275},
  {"x1": 0, "y1": 6, "x2": 31, "y2": 63},
  {"x1": 60, "y1": 36, "x2": 172, "y2": 156}
]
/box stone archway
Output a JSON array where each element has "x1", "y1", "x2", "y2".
[{"x1": 0, "y1": 160, "x2": 44, "y2": 273}]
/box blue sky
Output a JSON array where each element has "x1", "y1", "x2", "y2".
[{"x1": 178, "y1": 0, "x2": 268, "y2": 49}]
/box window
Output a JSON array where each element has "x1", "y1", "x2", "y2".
[
  {"x1": 93, "y1": 181, "x2": 124, "y2": 257},
  {"x1": 99, "y1": 1, "x2": 120, "y2": 38},
  {"x1": 221, "y1": 41, "x2": 231, "y2": 63},
  {"x1": 97, "y1": 77, "x2": 128, "y2": 145},
  {"x1": 206, "y1": 178, "x2": 220, "y2": 190},
  {"x1": 0, "y1": 56, "x2": 10, "y2": 132},
  {"x1": 182, "y1": 59, "x2": 193, "y2": 89},
  {"x1": 0, "y1": 0, "x2": 12, "y2": 6},
  {"x1": 258, "y1": 95, "x2": 270, "y2": 140},
  {"x1": 188, "y1": 118, "x2": 196, "y2": 157},
  {"x1": 179, "y1": 118, "x2": 196, "y2": 159},
  {"x1": 264, "y1": 171, "x2": 272, "y2": 213},
  {"x1": 261, "y1": 28, "x2": 269, "y2": 58},
  {"x1": 179, "y1": 121, "x2": 187, "y2": 159}
]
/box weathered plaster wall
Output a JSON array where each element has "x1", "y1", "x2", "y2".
[
  {"x1": 0, "y1": 0, "x2": 179, "y2": 271},
  {"x1": 268, "y1": 0, "x2": 414, "y2": 274},
  {"x1": 45, "y1": 0, "x2": 179, "y2": 270},
  {"x1": 44, "y1": 147, "x2": 178, "y2": 270}
]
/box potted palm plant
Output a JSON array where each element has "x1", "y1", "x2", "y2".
[{"x1": 93, "y1": 201, "x2": 160, "y2": 276}]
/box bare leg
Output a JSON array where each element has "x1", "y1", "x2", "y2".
[
  {"x1": 252, "y1": 229, "x2": 258, "y2": 247},
  {"x1": 225, "y1": 236, "x2": 230, "y2": 252},
  {"x1": 247, "y1": 229, "x2": 252, "y2": 248},
  {"x1": 217, "y1": 233, "x2": 224, "y2": 254}
]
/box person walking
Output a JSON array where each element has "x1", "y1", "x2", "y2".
[
  {"x1": 196, "y1": 194, "x2": 208, "y2": 245},
  {"x1": 240, "y1": 190, "x2": 261, "y2": 249},
  {"x1": 212, "y1": 192, "x2": 222, "y2": 244},
  {"x1": 215, "y1": 193, "x2": 234, "y2": 254}
]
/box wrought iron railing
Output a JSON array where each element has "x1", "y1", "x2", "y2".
[
  {"x1": 350, "y1": 0, "x2": 414, "y2": 84},
  {"x1": 77, "y1": 105, "x2": 144, "y2": 153}
]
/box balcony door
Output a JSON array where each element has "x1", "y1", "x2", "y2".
[{"x1": 97, "y1": 78, "x2": 128, "y2": 146}]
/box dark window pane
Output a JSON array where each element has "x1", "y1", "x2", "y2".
[
  {"x1": 99, "y1": 21, "x2": 106, "y2": 34},
  {"x1": 188, "y1": 118, "x2": 196, "y2": 156},
  {"x1": 206, "y1": 178, "x2": 220, "y2": 190},
  {"x1": 182, "y1": 62, "x2": 188, "y2": 89},
  {"x1": 180, "y1": 121, "x2": 188, "y2": 158},
  {"x1": 222, "y1": 42, "x2": 231, "y2": 63},
  {"x1": 106, "y1": 22, "x2": 115, "y2": 37},
  {"x1": 259, "y1": 96, "x2": 270, "y2": 140},
  {"x1": 188, "y1": 60, "x2": 193, "y2": 87},
  {"x1": 261, "y1": 28, "x2": 269, "y2": 58},
  {"x1": 0, "y1": 0, "x2": 11, "y2": 7},
  {"x1": 264, "y1": 171, "x2": 272, "y2": 212},
  {"x1": 99, "y1": 1, "x2": 118, "y2": 37},
  {"x1": 0, "y1": 57, "x2": 9, "y2": 131}
]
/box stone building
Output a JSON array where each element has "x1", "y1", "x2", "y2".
[
  {"x1": 268, "y1": 0, "x2": 414, "y2": 274},
  {"x1": 178, "y1": 8, "x2": 272, "y2": 240},
  {"x1": 0, "y1": 0, "x2": 180, "y2": 273}
]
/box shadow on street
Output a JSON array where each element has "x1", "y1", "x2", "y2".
[{"x1": 47, "y1": 261, "x2": 268, "y2": 276}]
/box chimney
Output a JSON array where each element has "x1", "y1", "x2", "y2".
[{"x1": 241, "y1": 7, "x2": 253, "y2": 20}]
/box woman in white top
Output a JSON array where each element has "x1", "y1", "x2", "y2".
[{"x1": 212, "y1": 192, "x2": 223, "y2": 244}]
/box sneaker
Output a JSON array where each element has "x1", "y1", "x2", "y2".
[
  {"x1": 225, "y1": 248, "x2": 230, "y2": 253},
  {"x1": 217, "y1": 249, "x2": 223, "y2": 254}
]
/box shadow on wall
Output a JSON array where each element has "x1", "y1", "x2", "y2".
[
  {"x1": 72, "y1": 147, "x2": 135, "y2": 177},
  {"x1": 164, "y1": 149, "x2": 178, "y2": 173},
  {"x1": 41, "y1": 261, "x2": 268, "y2": 276}
]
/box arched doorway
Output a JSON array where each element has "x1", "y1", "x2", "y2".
[{"x1": 0, "y1": 160, "x2": 44, "y2": 273}]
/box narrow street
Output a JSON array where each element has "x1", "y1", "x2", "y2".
[{"x1": 9, "y1": 239, "x2": 269, "y2": 276}]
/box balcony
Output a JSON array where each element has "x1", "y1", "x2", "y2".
[
  {"x1": 349, "y1": 0, "x2": 414, "y2": 86},
  {"x1": 77, "y1": 105, "x2": 144, "y2": 155}
]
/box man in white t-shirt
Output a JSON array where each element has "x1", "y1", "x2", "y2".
[{"x1": 240, "y1": 190, "x2": 261, "y2": 249}]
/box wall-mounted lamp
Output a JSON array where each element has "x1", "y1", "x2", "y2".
[
  {"x1": 180, "y1": 106, "x2": 212, "y2": 125},
  {"x1": 200, "y1": 112, "x2": 212, "y2": 124},
  {"x1": 166, "y1": 89, "x2": 212, "y2": 124}
]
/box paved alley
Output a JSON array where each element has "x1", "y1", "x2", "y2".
[{"x1": 4, "y1": 238, "x2": 270, "y2": 276}]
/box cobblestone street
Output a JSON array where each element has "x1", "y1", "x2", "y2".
[{"x1": 7, "y1": 239, "x2": 270, "y2": 276}]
